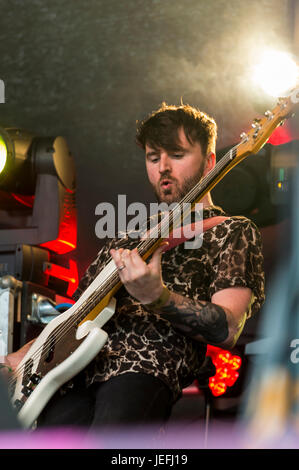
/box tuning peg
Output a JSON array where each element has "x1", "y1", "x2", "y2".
[
  {"x1": 240, "y1": 132, "x2": 248, "y2": 141},
  {"x1": 30, "y1": 373, "x2": 41, "y2": 385},
  {"x1": 277, "y1": 97, "x2": 287, "y2": 108},
  {"x1": 264, "y1": 110, "x2": 274, "y2": 119},
  {"x1": 252, "y1": 118, "x2": 262, "y2": 129}
]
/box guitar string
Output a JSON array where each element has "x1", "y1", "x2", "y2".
[{"x1": 9, "y1": 144, "x2": 240, "y2": 388}]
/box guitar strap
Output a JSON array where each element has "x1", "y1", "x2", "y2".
[{"x1": 162, "y1": 216, "x2": 228, "y2": 252}]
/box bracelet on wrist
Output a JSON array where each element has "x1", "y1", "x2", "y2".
[{"x1": 143, "y1": 285, "x2": 171, "y2": 309}]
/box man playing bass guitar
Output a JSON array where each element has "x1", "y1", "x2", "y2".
[{"x1": 2, "y1": 103, "x2": 265, "y2": 432}]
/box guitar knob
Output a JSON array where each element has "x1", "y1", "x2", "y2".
[
  {"x1": 14, "y1": 399, "x2": 23, "y2": 411},
  {"x1": 30, "y1": 373, "x2": 41, "y2": 385},
  {"x1": 21, "y1": 385, "x2": 32, "y2": 397},
  {"x1": 264, "y1": 110, "x2": 273, "y2": 119}
]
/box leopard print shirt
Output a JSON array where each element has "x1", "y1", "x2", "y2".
[{"x1": 73, "y1": 206, "x2": 265, "y2": 403}]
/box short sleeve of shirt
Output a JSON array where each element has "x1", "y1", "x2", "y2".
[{"x1": 208, "y1": 217, "x2": 265, "y2": 318}]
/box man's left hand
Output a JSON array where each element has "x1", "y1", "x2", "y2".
[{"x1": 110, "y1": 244, "x2": 168, "y2": 304}]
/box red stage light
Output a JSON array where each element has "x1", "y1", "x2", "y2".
[
  {"x1": 268, "y1": 124, "x2": 293, "y2": 146},
  {"x1": 267, "y1": 118, "x2": 299, "y2": 146},
  {"x1": 11, "y1": 193, "x2": 35, "y2": 207},
  {"x1": 40, "y1": 213, "x2": 77, "y2": 255},
  {"x1": 206, "y1": 345, "x2": 242, "y2": 397},
  {"x1": 44, "y1": 259, "x2": 79, "y2": 297},
  {"x1": 209, "y1": 377, "x2": 227, "y2": 397},
  {"x1": 41, "y1": 237, "x2": 76, "y2": 255}
]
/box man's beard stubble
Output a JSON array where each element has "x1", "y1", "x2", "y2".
[{"x1": 153, "y1": 166, "x2": 205, "y2": 204}]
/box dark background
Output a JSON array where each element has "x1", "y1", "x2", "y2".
[{"x1": 0, "y1": 0, "x2": 297, "y2": 282}]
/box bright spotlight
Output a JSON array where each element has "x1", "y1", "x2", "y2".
[
  {"x1": 252, "y1": 50, "x2": 299, "y2": 97},
  {"x1": 0, "y1": 134, "x2": 7, "y2": 174},
  {"x1": 0, "y1": 126, "x2": 77, "y2": 255}
]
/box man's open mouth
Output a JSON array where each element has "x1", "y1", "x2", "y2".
[{"x1": 160, "y1": 179, "x2": 173, "y2": 188}]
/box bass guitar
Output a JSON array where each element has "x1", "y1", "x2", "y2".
[{"x1": 8, "y1": 87, "x2": 299, "y2": 428}]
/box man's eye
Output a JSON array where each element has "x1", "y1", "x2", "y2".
[{"x1": 172, "y1": 154, "x2": 183, "y2": 158}]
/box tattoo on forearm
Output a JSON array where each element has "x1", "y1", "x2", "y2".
[{"x1": 157, "y1": 293, "x2": 229, "y2": 344}]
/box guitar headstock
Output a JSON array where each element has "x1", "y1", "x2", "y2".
[{"x1": 235, "y1": 86, "x2": 299, "y2": 161}]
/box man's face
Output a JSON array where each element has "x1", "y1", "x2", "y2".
[{"x1": 145, "y1": 127, "x2": 208, "y2": 204}]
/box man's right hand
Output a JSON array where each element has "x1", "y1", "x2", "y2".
[{"x1": 0, "y1": 339, "x2": 36, "y2": 375}]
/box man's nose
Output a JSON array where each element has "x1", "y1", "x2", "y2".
[{"x1": 159, "y1": 153, "x2": 172, "y2": 173}]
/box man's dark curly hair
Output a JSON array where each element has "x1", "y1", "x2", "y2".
[{"x1": 136, "y1": 102, "x2": 217, "y2": 158}]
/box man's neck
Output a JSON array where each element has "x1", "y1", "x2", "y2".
[{"x1": 201, "y1": 192, "x2": 213, "y2": 208}]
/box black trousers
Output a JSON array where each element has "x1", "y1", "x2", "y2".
[{"x1": 37, "y1": 372, "x2": 173, "y2": 432}]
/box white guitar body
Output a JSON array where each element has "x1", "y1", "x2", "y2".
[{"x1": 10, "y1": 259, "x2": 117, "y2": 429}]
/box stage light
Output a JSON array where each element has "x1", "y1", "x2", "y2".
[
  {"x1": 0, "y1": 127, "x2": 38, "y2": 194},
  {"x1": 0, "y1": 127, "x2": 76, "y2": 197},
  {"x1": 0, "y1": 134, "x2": 7, "y2": 174},
  {"x1": 0, "y1": 126, "x2": 78, "y2": 296},
  {"x1": 0, "y1": 127, "x2": 77, "y2": 251},
  {"x1": 206, "y1": 345, "x2": 242, "y2": 397},
  {"x1": 252, "y1": 50, "x2": 298, "y2": 97}
]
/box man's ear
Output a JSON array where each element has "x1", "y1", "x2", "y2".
[{"x1": 203, "y1": 152, "x2": 216, "y2": 176}]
